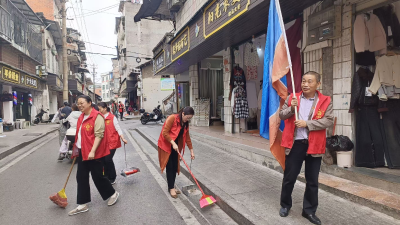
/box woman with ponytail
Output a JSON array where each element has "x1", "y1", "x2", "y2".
[
  {"x1": 157, "y1": 107, "x2": 195, "y2": 198},
  {"x1": 98, "y1": 102, "x2": 128, "y2": 185}
]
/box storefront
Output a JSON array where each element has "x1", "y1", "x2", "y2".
[
  {"x1": 46, "y1": 73, "x2": 63, "y2": 114},
  {"x1": 349, "y1": 0, "x2": 400, "y2": 169},
  {"x1": 0, "y1": 63, "x2": 46, "y2": 124},
  {"x1": 68, "y1": 79, "x2": 84, "y2": 104}
]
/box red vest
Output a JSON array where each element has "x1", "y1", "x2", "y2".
[
  {"x1": 281, "y1": 91, "x2": 331, "y2": 155},
  {"x1": 74, "y1": 109, "x2": 110, "y2": 161},
  {"x1": 105, "y1": 113, "x2": 122, "y2": 150},
  {"x1": 158, "y1": 114, "x2": 189, "y2": 156}
]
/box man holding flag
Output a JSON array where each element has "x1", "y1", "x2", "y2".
[{"x1": 260, "y1": 0, "x2": 333, "y2": 224}]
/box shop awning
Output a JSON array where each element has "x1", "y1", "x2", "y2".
[
  {"x1": 46, "y1": 73, "x2": 63, "y2": 91},
  {"x1": 134, "y1": 0, "x2": 172, "y2": 22},
  {"x1": 154, "y1": 0, "x2": 321, "y2": 76},
  {"x1": 120, "y1": 79, "x2": 138, "y2": 94},
  {"x1": 68, "y1": 79, "x2": 84, "y2": 95},
  {"x1": 45, "y1": 19, "x2": 62, "y2": 47}
]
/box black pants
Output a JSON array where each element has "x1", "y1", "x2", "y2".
[
  {"x1": 119, "y1": 112, "x2": 123, "y2": 120},
  {"x1": 76, "y1": 150, "x2": 115, "y2": 204},
  {"x1": 104, "y1": 149, "x2": 117, "y2": 181},
  {"x1": 381, "y1": 100, "x2": 400, "y2": 169},
  {"x1": 280, "y1": 140, "x2": 322, "y2": 214},
  {"x1": 166, "y1": 147, "x2": 179, "y2": 190},
  {"x1": 355, "y1": 106, "x2": 385, "y2": 167}
]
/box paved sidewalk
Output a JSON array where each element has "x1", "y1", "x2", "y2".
[
  {"x1": 0, "y1": 123, "x2": 59, "y2": 160},
  {"x1": 136, "y1": 125, "x2": 400, "y2": 225}
]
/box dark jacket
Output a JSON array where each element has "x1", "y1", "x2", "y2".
[
  {"x1": 349, "y1": 67, "x2": 379, "y2": 113},
  {"x1": 60, "y1": 106, "x2": 72, "y2": 119},
  {"x1": 374, "y1": 5, "x2": 400, "y2": 47}
]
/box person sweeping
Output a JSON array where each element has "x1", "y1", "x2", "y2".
[
  {"x1": 158, "y1": 107, "x2": 195, "y2": 198},
  {"x1": 98, "y1": 102, "x2": 128, "y2": 185},
  {"x1": 68, "y1": 95, "x2": 119, "y2": 216}
]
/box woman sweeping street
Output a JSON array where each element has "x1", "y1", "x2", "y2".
[
  {"x1": 158, "y1": 107, "x2": 195, "y2": 198},
  {"x1": 69, "y1": 95, "x2": 119, "y2": 216},
  {"x1": 98, "y1": 102, "x2": 128, "y2": 185}
]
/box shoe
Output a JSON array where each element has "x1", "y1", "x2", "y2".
[
  {"x1": 57, "y1": 154, "x2": 65, "y2": 161},
  {"x1": 279, "y1": 207, "x2": 290, "y2": 217},
  {"x1": 169, "y1": 189, "x2": 178, "y2": 199},
  {"x1": 68, "y1": 205, "x2": 89, "y2": 216},
  {"x1": 110, "y1": 180, "x2": 116, "y2": 185},
  {"x1": 108, "y1": 192, "x2": 119, "y2": 206},
  {"x1": 175, "y1": 189, "x2": 181, "y2": 194},
  {"x1": 302, "y1": 211, "x2": 321, "y2": 225}
]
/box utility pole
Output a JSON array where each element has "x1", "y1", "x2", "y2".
[
  {"x1": 90, "y1": 64, "x2": 97, "y2": 103},
  {"x1": 62, "y1": 0, "x2": 68, "y2": 102}
]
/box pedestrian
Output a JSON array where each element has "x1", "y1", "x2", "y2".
[
  {"x1": 118, "y1": 101, "x2": 124, "y2": 120},
  {"x1": 278, "y1": 71, "x2": 334, "y2": 225},
  {"x1": 68, "y1": 95, "x2": 119, "y2": 216},
  {"x1": 157, "y1": 106, "x2": 195, "y2": 198},
  {"x1": 58, "y1": 104, "x2": 81, "y2": 161},
  {"x1": 60, "y1": 102, "x2": 72, "y2": 119},
  {"x1": 98, "y1": 102, "x2": 128, "y2": 185}
]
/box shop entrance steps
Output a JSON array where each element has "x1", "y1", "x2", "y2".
[{"x1": 135, "y1": 125, "x2": 400, "y2": 223}]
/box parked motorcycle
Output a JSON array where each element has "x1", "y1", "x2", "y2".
[
  {"x1": 34, "y1": 109, "x2": 54, "y2": 124},
  {"x1": 140, "y1": 105, "x2": 166, "y2": 125}
]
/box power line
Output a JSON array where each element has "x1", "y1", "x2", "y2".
[
  {"x1": 83, "y1": 41, "x2": 153, "y2": 57},
  {"x1": 83, "y1": 51, "x2": 152, "y2": 59},
  {"x1": 74, "y1": 4, "x2": 119, "y2": 18},
  {"x1": 78, "y1": 1, "x2": 97, "y2": 66}
]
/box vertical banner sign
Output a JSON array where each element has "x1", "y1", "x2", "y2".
[
  {"x1": 160, "y1": 78, "x2": 175, "y2": 91},
  {"x1": 171, "y1": 27, "x2": 190, "y2": 62},
  {"x1": 203, "y1": 0, "x2": 251, "y2": 39},
  {"x1": 154, "y1": 50, "x2": 166, "y2": 73}
]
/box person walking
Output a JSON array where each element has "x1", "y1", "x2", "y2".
[
  {"x1": 157, "y1": 107, "x2": 195, "y2": 198},
  {"x1": 58, "y1": 104, "x2": 81, "y2": 161},
  {"x1": 98, "y1": 102, "x2": 128, "y2": 185},
  {"x1": 68, "y1": 95, "x2": 119, "y2": 216},
  {"x1": 118, "y1": 101, "x2": 124, "y2": 120},
  {"x1": 278, "y1": 71, "x2": 334, "y2": 225},
  {"x1": 60, "y1": 102, "x2": 72, "y2": 119}
]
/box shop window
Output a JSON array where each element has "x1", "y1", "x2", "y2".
[{"x1": 18, "y1": 55, "x2": 23, "y2": 70}]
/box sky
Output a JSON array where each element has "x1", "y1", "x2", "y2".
[{"x1": 66, "y1": 0, "x2": 122, "y2": 83}]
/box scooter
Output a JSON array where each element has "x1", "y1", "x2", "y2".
[
  {"x1": 34, "y1": 109, "x2": 54, "y2": 124},
  {"x1": 140, "y1": 105, "x2": 166, "y2": 125}
]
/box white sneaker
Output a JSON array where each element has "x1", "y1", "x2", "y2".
[
  {"x1": 68, "y1": 205, "x2": 89, "y2": 216},
  {"x1": 108, "y1": 192, "x2": 119, "y2": 206}
]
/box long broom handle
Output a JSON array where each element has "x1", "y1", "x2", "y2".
[
  {"x1": 63, "y1": 157, "x2": 76, "y2": 190},
  {"x1": 177, "y1": 151, "x2": 206, "y2": 196},
  {"x1": 124, "y1": 143, "x2": 128, "y2": 168}
]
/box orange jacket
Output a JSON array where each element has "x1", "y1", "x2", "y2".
[
  {"x1": 105, "y1": 113, "x2": 122, "y2": 150},
  {"x1": 158, "y1": 114, "x2": 192, "y2": 156}
]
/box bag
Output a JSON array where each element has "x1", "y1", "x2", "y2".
[{"x1": 326, "y1": 135, "x2": 354, "y2": 151}]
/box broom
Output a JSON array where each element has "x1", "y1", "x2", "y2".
[
  {"x1": 177, "y1": 151, "x2": 216, "y2": 208},
  {"x1": 49, "y1": 157, "x2": 76, "y2": 208}
]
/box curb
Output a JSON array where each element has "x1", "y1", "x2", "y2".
[
  {"x1": 0, "y1": 128, "x2": 58, "y2": 161},
  {"x1": 135, "y1": 128, "x2": 258, "y2": 225}
]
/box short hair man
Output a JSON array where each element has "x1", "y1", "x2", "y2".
[
  {"x1": 278, "y1": 71, "x2": 334, "y2": 225},
  {"x1": 60, "y1": 102, "x2": 72, "y2": 119}
]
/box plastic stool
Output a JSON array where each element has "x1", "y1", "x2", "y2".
[{"x1": 22, "y1": 121, "x2": 31, "y2": 129}]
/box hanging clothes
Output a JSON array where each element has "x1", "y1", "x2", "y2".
[
  {"x1": 244, "y1": 43, "x2": 259, "y2": 80},
  {"x1": 349, "y1": 67, "x2": 385, "y2": 168},
  {"x1": 381, "y1": 100, "x2": 400, "y2": 169},
  {"x1": 354, "y1": 14, "x2": 387, "y2": 53},
  {"x1": 229, "y1": 66, "x2": 246, "y2": 101},
  {"x1": 234, "y1": 87, "x2": 249, "y2": 119},
  {"x1": 373, "y1": 5, "x2": 400, "y2": 47},
  {"x1": 355, "y1": 51, "x2": 376, "y2": 66},
  {"x1": 285, "y1": 18, "x2": 302, "y2": 93},
  {"x1": 369, "y1": 55, "x2": 400, "y2": 94}
]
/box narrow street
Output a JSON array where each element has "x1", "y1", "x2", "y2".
[
  {"x1": 1, "y1": 120, "x2": 399, "y2": 225},
  {"x1": 0, "y1": 120, "x2": 234, "y2": 225}
]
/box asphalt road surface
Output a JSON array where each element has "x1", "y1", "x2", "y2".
[{"x1": 0, "y1": 119, "x2": 235, "y2": 225}]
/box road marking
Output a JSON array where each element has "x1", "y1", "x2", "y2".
[
  {"x1": 125, "y1": 129, "x2": 201, "y2": 225},
  {"x1": 0, "y1": 135, "x2": 56, "y2": 175}
]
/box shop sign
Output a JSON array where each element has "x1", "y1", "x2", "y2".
[
  {"x1": 160, "y1": 78, "x2": 175, "y2": 91},
  {"x1": 154, "y1": 50, "x2": 165, "y2": 73},
  {"x1": 56, "y1": 77, "x2": 62, "y2": 88},
  {"x1": 77, "y1": 82, "x2": 82, "y2": 92},
  {"x1": 203, "y1": 0, "x2": 251, "y2": 39},
  {"x1": 171, "y1": 27, "x2": 190, "y2": 62},
  {"x1": 25, "y1": 75, "x2": 38, "y2": 89},
  {"x1": 2, "y1": 66, "x2": 20, "y2": 84}
]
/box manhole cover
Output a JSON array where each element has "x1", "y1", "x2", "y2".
[{"x1": 23, "y1": 133, "x2": 42, "y2": 136}]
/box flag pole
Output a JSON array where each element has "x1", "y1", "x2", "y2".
[{"x1": 274, "y1": 0, "x2": 298, "y2": 120}]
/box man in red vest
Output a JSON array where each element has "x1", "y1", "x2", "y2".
[
  {"x1": 278, "y1": 71, "x2": 334, "y2": 225},
  {"x1": 118, "y1": 101, "x2": 124, "y2": 121}
]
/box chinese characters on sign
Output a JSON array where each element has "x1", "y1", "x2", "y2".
[
  {"x1": 25, "y1": 75, "x2": 38, "y2": 89},
  {"x1": 2, "y1": 67, "x2": 20, "y2": 84},
  {"x1": 171, "y1": 27, "x2": 190, "y2": 62},
  {"x1": 155, "y1": 50, "x2": 165, "y2": 73},
  {"x1": 203, "y1": 0, "x2": 251, "y2": 38}
]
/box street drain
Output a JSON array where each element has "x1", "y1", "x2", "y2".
[{"x1": 23, "y1": 133, "x2": 42, "y2": 136}]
